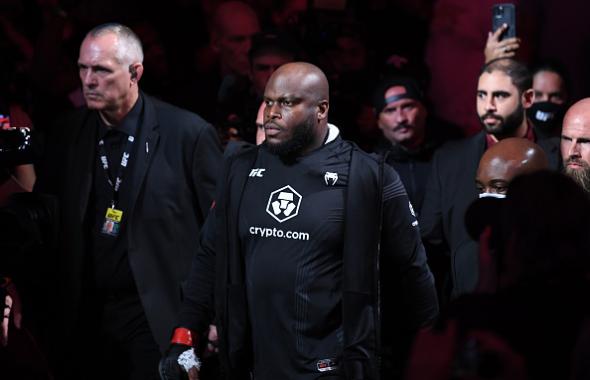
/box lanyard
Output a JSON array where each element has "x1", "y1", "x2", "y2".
[{"x1": 97, "y1": 134, "x2": 135, "y2": 208}]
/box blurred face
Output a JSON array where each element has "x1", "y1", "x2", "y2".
[
  {"x1": 377, "y1": 86, "x2": 427, "y2": 147},
  {"x1": 78, "y1": 33, "x2": 136, "y2": 114},
  {"x1": 214, "y1": 12, "x2": 260, "y2": 76},
  {"x1": 255, "y1": 101, "x2": 266, "y2": 145},
  {"x1": 263, "y1": 73, "x2": 320, "y2": 156},
  {"x1": 561, "y1": 113, "x2": 590, "y2": 192},
  {"x1": 333, "y1": 36, "x2": 366, "y2": 73},
  {"x1": 250, "y1": 52, "x2": 293, "y2": 96},
  {"x1": 533, "y1": 70, "x2": 566, "y2": 105},
  {"x1": 477, "y1": 71, "x2": 529, "y2": 137}
]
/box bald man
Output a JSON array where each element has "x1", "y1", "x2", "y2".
[
  {"x1": 476, "y1": 138, "x2": 549, "y2": 197},
  {"x1": 561, "y1": 98, "x2": 590, "y2": 193},
  {"x1": 162, "y1": 62, "x2": 438, "y2": 380}
]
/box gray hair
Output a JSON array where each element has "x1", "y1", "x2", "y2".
[{"x1": 87, "y1": 23, "x2": 144, "y2": 65}]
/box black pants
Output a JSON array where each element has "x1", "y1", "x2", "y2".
[{"x1": 73, "y1": 294, "x2": 161, "y2": 380}]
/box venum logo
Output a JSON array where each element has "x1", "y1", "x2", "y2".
[
  {"x1": 266, "y1": 185, "x2": 302, "y2": 223},
  {"x1": 324, "y1": 172, "x2": 338, "y2": 186}
]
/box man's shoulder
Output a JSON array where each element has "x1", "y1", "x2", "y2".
[
  {"x1": 437, "y1": 131, "x2": 485, "y2": 153},
  {"x1": 145, "y1": 94, "x2": 211, "y2": 130},
  {"x1": 434, "y1": 132, "x2": 486, "y2": 164},
  {"x1": 342, "y1": 139, "x2": 400, "y2": 185},
  {"x1": 224, "y1": 141, "x2": 256, "y2": 159},
  {"x1": 343, "y1": 139, "x2": 381, "y2": 167}
]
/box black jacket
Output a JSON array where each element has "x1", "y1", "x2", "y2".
[
  {"x1": 375, "y1": 137, "x2": 440, "y2": 216},
  {"x1": 35, "y1": 93, "x2": 222, "y2": 352},
  {"x1": 419, "y1": 131, "x2": 561, "y2": 299},
  {"x1": 180, "y1": 138, "x2": 438, "y2": 379}
]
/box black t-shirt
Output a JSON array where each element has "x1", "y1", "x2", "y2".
[{"x1": 239, "y1": 138, "x2": 351, "y2": 379}]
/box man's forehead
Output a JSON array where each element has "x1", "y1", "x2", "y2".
[
  {"x1": 478, "y1": 71, "x2": 516, "y2": 90},
  {"x1": 563, "y1": 114, "x2": 590, "y2": 136},
  {"x1": 264, "y1": 87, "x2": 304, "y2": 99},
  {"x1": 267, "y1": 72, "x2": 310, "y2": 93},
  {"x1": 253, "y1": 53, "x2": 292, "y2": 65},
  {"x1": 480, "y1": 157, "x2": 518, "y2": 180},
  {"x1": 534, "y1": 71, "x2": 563, "y2": 88},
  {"x1": 221, "y1": 13, "x2": 259, "y2": 37}
]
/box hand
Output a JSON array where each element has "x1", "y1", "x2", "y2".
[
  {"x1": 205, "y1": 324, "x2": 218, "y2": 355},
  {"x1": 159, "y1": 344, "x2": 191, "y2": 380},
  {"x1": 159, "y1": 344, "x2": 200, "y2": 380},
  {"x1": 1, "y1": 280, "x2": 22, "y2": 347},
  {"x1": 188, "y1": 366, "x2": 200, "y2": 380},
  {"x1": 484, "y1": 24, "x2": 521, "y2": 63},
  {"x1": 404, "y1": 321, "x2": 457, "y2": 380}
]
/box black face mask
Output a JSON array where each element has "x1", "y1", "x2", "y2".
[{"x1": 527, "y1": 101, "x2": 566, "y2": 133}]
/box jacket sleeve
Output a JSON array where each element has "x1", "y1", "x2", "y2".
[
  {"x1": 177, "y1": 207, "x2": 217, "y2": 336},
  {"x1": 419, "y1": 149, "x2": 446, "y2": 248},
  {"x1": 381, "y1": 166, "x2": 439, "y2": 329},
  {"x1": 190, "y1": 122, "x2": 223, "y2": 224}
]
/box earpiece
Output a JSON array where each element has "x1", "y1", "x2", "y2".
[{"x1": 130, "y1": 66, "x2": 138, "y2": 80}]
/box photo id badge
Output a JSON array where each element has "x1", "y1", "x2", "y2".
[{"x1": 101, "y1": 207, "x2": 123, "y2": 237}]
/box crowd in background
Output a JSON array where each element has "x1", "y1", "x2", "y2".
[{"x1": 2, "y1": 0, "x2": 590, "y2": 379}]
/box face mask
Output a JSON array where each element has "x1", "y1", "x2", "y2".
[
  {"x1": 479, "y1": 192, "x2": 506, "y2": 199},
  {"x1": 527, "y1": 101, "x2": 565, "y2": 132}
]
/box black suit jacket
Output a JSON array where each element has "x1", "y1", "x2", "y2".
[
  {"x1": 36, "y1": 94, "x2": 222, "y2": 352},
  {"x1": 419, "y1": 131, "x2": 560, "y2": 299}
]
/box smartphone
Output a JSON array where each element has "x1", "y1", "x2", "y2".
[{"x1": 492, "y1": 3, "x2": 516, "y2": 40}]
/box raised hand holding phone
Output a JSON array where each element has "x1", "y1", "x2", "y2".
[{"x1": 485, "y1": 4, "x2": 520, "y2": 63}]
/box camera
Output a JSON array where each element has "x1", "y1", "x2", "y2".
[{"x1": 0, "y1": 117, "x2": 33, "y2": 168}]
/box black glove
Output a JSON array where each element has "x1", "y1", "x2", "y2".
[{"x1": 159, "y1": 344, "x2": 191, "y2": 380}]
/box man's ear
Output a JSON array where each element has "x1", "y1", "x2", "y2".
[
  {"x1": 521, "y1": 88, "x2": 534, "y2": 109},
  {"x1": 129, "y1": 63, "x2": 144, "y2": 83},
  {"x1": 317, "y1": 100, "x2": 329, "y2": 120}
]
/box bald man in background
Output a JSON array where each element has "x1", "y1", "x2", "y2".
[
  {"x1": 561, "y1": 98, "x2": 590, "y2": 193},
  {"x1": 476, "y1": 138, "x2": 549, "y2": 197},
  {"x1": 162, "y1": 62, "x2": 438, "y2": 380}
]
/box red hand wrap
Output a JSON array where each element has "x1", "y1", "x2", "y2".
[{"x1": 171, "y1": 327, "x2": 198, "y2": 346}]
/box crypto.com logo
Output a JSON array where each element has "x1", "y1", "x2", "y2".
[{"x1": 266, "y1": 185, "x2": 302, "y2": 223}]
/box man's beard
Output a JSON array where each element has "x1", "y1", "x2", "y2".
[
  {"x1": 265, "y1": 116, "x2": 316, "y2": 158},
  {"x1": 479, "y1": 103, "x2": 525, "y2": 138},
  {"x1": 564, "y1": 158, "x2": 590, "y2": 193}
]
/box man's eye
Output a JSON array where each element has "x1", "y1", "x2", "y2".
[
  {"x1": 281, "y1": 100, "x2": 293, "y2": 106},
  {"x1": 264, "y1": 100, "x2": 273, "y2": 107}
]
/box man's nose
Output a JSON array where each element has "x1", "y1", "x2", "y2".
[
  {"x1": 266, "y1": 103, "x2": 281, "y2": 120},
  {"x1": 82, "y1": 71, "x2": 97, "y2": 87},
  {"x1": 568, "y1": 141, "x2": 581, "y2": 158},
  {"x1": 395, "y1": 109, "x2": 408, "y2": 124},
  {"x1": 485, "y1": 97, "x2": 496, "y2": 112}
]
